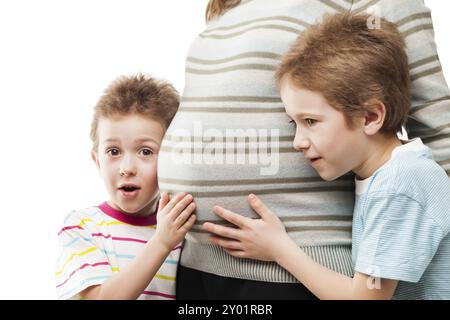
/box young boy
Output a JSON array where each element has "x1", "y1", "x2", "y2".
[
  {"x1": 202, "y1": 14, "x2": 450, "y2": 299},
  {"x1": 56, "y1": 74, "x2": 196, "y2": 300}
]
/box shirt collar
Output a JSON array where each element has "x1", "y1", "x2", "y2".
[
  {"x1": 355, "y1": 138, "x2": 428, "y2": 195},
  {"x1": 98, "y1": 202, "x2": 157, "y2": 226}
]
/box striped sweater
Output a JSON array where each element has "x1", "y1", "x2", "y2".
[{"x1": 157, "y1": 0, "x2": 450, "y2": 283}]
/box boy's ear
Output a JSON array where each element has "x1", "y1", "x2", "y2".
[
  {"x1": 91, "y1": 149, "x2": 100, "y2": 170},
  {"x1": 362, "y1": 99, "x2": 386, "y2": 136}
]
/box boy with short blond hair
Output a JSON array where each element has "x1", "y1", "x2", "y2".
[
  {"x1": 56, "y1": 74, "x2": 196, "y2": 300},
  {"x1": 275, "y1": 12, "x2": 411, "y2": 137},
  {"x1": 203, "y1": 14, "x2": 450, "y2": 299}
]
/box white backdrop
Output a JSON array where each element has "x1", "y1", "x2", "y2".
[{"x1": 0, "y1": 0, "x2": 448, "y2": 299}]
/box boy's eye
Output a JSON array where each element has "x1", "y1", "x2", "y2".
[
  {"x1": 107, "y1": 148, "x2": 120, "y2": 156},
  {"x1": 139, "y1": 148, "x2": 153, "y2": 156},
  {"x1": 305, "y1": 118, "x2": 317, "y2": 126}
]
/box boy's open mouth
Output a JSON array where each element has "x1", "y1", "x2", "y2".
[
  {"x1": 309, "y1": 157, "x2": 322, "y2": 165},
  {"x1": 118, "y1": 185, "x2": 141, "y2": 192}
]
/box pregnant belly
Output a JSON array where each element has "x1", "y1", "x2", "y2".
[{"x1": 157, "y1": 110, "x2": 355, "y2": 235}]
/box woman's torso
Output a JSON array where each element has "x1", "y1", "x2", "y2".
[{"x1": 158, "y1": 0, "x2": 357, "y2": 281}]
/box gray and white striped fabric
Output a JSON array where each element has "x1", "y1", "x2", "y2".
[{"x1": 157, "y1": 0, "x2": 450, "y2": 283}]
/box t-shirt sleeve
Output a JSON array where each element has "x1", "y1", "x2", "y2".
[
  {"x1": 354, "y1": 193, "x2": 445, "y2": 283},
  {"x1": 55, "y1": 210, "x2": 113, "y2": 299}
]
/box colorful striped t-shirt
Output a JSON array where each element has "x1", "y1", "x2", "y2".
[{"x1": 56, "y1": 202, "x2": 181, "y2": 300}]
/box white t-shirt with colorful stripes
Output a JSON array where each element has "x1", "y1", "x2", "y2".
[{"x1": 56, "y1": 202, "x2": 181, "y2": 300}]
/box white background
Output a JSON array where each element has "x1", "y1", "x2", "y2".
[{"x1": 0, "y1": 0, "x2": 448, "y2": 299}]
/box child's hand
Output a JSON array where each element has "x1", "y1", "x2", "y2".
[
  {"x1": 153, "y1": 192, "x2": 196, "y2": 251},
  {"x1": 202, "y1": 194, "x2": 291, "y2": 262}
]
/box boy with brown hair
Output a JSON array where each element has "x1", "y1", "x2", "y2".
[
  {"x1": 203, "y1": 14, "x2": 450, "y2": 299},
  {"x1": 56, "y1": 74, "x2": 196, "y2": 299}
]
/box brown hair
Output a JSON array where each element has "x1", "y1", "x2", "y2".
[
  {"x1": 275, "y1": 13, "x2": 410, "y2": 135},
  {"x1": 90, "y1": 74, "x2": 180, "y2": 150},
  {"x1": 206, "y1": 0, "x2": 241, "y2": 22}
]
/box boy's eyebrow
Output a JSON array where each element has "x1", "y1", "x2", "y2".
[
  {"x1": 102, "y1": 137, "x2": 160, "y2": 145},
  {"x1": 134, "y1": 137, "x2": 160, "y2": 145},
  {"x1": 294, "y1": 112, "x2": 320, "y2": 118}
]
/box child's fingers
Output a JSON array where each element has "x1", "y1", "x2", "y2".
[
  {"x1": 179, "y1": 214, "x2": 196, "y2": 233},
  {"x1": 208, "y1": 236, "x2": 242, "y2": 250},
  {"x1": 174, "y1": 202, "x2": 196, "y2": 228},
  {"x1": 167, "y1": 194, "x2": 193, "y2": 218},
  {"x1": 224, "y1": 248, "x2": 247, "y2": 259},
  {"x1": 158, "y1": 192, "x2": 170, "y2": 211},
  {"x1": 162, "y1": 192, "x2": 188, "y2": 213},
  {"x1": 213, "y1": 205, "x2": 247, "y2": 228},
  {"x1": 247, "y1": 194, "x2": 274, "y2": 221}
]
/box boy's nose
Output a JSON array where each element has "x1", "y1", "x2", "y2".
[
  {"x1": 293, "y1": 133, "x2": 310, "y2": 152},
  {"x1": 119, "y1": 168, "x2": 136, "y2": 177},
  {"x1": 119, "y1": 156, "x2": 137, "y2": 177}
]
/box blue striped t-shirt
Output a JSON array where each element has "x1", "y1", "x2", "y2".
[{"x1": 352, "y1": 138, "x2": 450, "y2": 299}]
